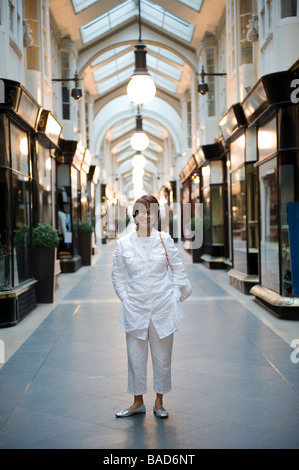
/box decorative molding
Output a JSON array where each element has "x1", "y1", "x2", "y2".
[
  {"x1": 23, "y1": 19, "x2": 33, "y2": 48},
  {"x1": 9, "y1": 36, "x2": 22, "y2": 59},
  {"x1": 260, "y1": 31, "x2": 273, "y2": 53},
  {"x1": 246, "y1": 15, "x2": 259, "y2": 42}
]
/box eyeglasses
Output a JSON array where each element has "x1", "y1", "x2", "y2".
[{"x1": 137, "y1": 208, "x2": 156, "y2": 217}]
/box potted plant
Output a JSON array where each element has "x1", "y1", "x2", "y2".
[
  {"x1": 78, "y1": 220, "x2": 93, "y2": 265},
  {"x1": 32, "y1": 223, "x2": 59, "y2": 303}
]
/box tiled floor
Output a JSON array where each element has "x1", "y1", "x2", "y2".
[{"x1": 0, "y1": 239, "x2": 299, "y2": 449}]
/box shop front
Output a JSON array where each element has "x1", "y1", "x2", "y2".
[
  {"x1": 199, "y1": 140, "x2": 229, "y2": 269},
  {"x1": 242, "y1": 69, "x2": 299, "y2": 318},
  {"x1": 0, "y1": 79, "x2": 41, "y2": 326},
  {"x1": 179, "y1": 154, "x2": 199, "y2": 253},
  {"x1": 36, "y1": 110, "x2": 62, "y2": 289},
  {"x1": 55, "y1": 138, "x2": 85, "y2": 273},
  {"x1": 219, "y1": 103, "x2": 259, "y2": 293},
  {"x1": 87, "y1": 164, "x2": 100, "y2": 252}
]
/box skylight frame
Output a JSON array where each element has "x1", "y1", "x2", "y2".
[
  {"x1": 80, "y1": 0, "x2": 135, "y2": 44},
  {"x1": 175, "y1": 0, "x2": 203, "y2": 12},
  {"x1": 91, "y1": 46, "x2": 131, "y2": 68},
  {"x1": 147, "y1": 45, "x2": 185, "y2": 66},
  {"x1": 151, "y1": 72, "x2": 178, "y2": 94},
  {"x1": 80, "y1": 0, "x2": 194, "y2": 45},
  {"x1": 93, "y1": 51, "x2": 134, "y2": 82},
  {"x1": 147, "y1": 55, "x2": 182, "y2": 81},
  {"x1": 72, "y1": 0, "x2": 99, "y2": 14},
  {"x1": 140, "y1": 0, "x2": 194, "y2": 42},
  {"x1": 96, "y1": 66, "x2": 134, "y2": 94}
]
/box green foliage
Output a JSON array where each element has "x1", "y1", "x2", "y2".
[
  {"x1": 78, "y1": 220, "x2": 94, "y2": 234},
  {"x1": 190, "y1": 217, "x2": 203, "y2": 232},
  {"x1": 32, "y1": 223, "x2": 59, "y2": 248},
  {"x1": 13, "y1": 225, "x2": 30, "y2": 248}
]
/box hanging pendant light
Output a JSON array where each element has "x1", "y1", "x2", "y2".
[
  {"x1": 127, "y1": 0, "x2": 156, "y2": 105},
  {"x1": 130, "y1": 109, "x2": 149, "y2": 151},
  {"x1": 132, "y1": 151, "x2": 146, "y2": 168}
]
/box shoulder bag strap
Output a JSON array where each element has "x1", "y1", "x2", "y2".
[{"x1": 159, "y1": 232, "x2": 170, "y2": 267}]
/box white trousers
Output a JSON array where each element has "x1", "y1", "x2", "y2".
[{"x1": 126, "y1": 320, "x2": 174, "y2": 396}]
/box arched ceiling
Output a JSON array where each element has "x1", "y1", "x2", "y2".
[{"x1": 49, "y1": 0, "x2": 226, "y2": 197}]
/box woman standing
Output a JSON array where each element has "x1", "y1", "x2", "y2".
[{"x1": 112, "y1": 195, "x2": 191, "y2": 418}]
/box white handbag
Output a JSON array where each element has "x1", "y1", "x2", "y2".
[{"x1": 159, "y1": 233, "x2": 192, "y2": 302}]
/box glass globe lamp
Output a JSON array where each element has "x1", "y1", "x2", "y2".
[
  {"x1": 127, "y1": 74, "x2": 156, "y2": 105},
  {"x1": 130, "y1": 131, "x2": 149, "y2": 151},
  {"x1": 132, "y1": 152, "x2": 146, "y2": 168}
]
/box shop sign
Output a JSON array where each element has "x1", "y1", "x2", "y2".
[
  {"x1": 73, "y1": 142, "x2": 85, "y2": 170},
  {"x1": 81, "y1": 149, "x2": 92, "y2": 174},
  {"x1": 219, "y1": 104, "x2": 247, "y2": 142},
  {"x1": 1, "y1": 79, "x2": 21, "y2": 111},
  {"x1": 37, "y1": 110, "x2": 62, "y2": 148},
  {"x1": 0, "y1": 79, "x2": 41, "y2": 129},
  {"x1": 17, "y1": 88, "x2": 41, "y2": 129},
  {"x1": 242, "y1": 71, "x2": 295, "y2": 127},
  {"x1": 179, "y1": 154, "x2": 197, "y2": 182},
  {"x1": 242, "y1": 81, "x2": 268, "y2": 127}
]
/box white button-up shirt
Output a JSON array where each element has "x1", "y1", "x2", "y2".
[{"x1": 112, "y1": 227, "x2": 190, "y2": 340}]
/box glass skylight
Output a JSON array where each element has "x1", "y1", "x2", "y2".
[
  {"x1": 91, "y1": 46, "x2": 130, "y2": 68},
  {"x1": 72, "y1": 0, "x2": 99, "y2": 14},
  {"x1": 96, "y1": 67, "x2": 134, "y2": 94},
  {"x1": 176, "y1": 0, "x2": 203, "y2": 11},
  {"x1": 110, "y1": 118, "x2": 136, "y2": 140},
  {"x1": 151, "y1": 73, "x2": 178, "y2": 93},
  {"x1": 81, "y1": 0, "x2": 194, "y2": 44},
  {"x1": 141, "y1": 0, "x2": 194, "y2": 42},
  {"x1": 143, "y1": 122, "x2": 165, "y2": 140},
  {"x1": 81, "y1": 0, "x2": 135, "y2": 44},
  {"x1": 148, "y1": 45, "x2": 184, "y2": 66},
  {"x1": 147, "y1": 55, "x2": 182, "y2": 81},
  {"x1": 112, "y1": 138, "x2": 131, "y2": 154},
  {"x1": 93, "y1": 51, "x2": 134, "y2": 82}
]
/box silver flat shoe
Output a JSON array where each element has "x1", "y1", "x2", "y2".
[
  {"x1": 115, "y1": 404, "x2": 146, "y2": 418},
  {"x1": 153, "y1": 404, "x2": 168, "y2": 418}
]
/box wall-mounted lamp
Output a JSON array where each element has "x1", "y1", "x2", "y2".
[
  {"x1": 52, "y1": 72, "x2": 83, "y2": 100},
  {"x1": 197, "y1": 66, "x2": 226, "y2": 95}
]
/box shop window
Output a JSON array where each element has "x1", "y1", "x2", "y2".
[
  {"x1": 259, "y1": 157, "x2": 280, "y2": 293},
  {"x1": 10, "y1": 123, "x2": 29, "y2": 176},
  {"x1": 187, "y1": 101, "x2": 192, "y2": 147},
  {"x1": 280, "y1": 153, "x2": 297, "y2": 296},
  {"x1": 206, "y1": 48, "x2": 215, "y2": 116},
  {"x1": 231, "y1": 134, "x2": 245, "y2": 169},
  {"x1": 231, "y1": 166, "x2": 247, "y2": 273},
  {"x1": 281, "y1": 0, "x2": 297, "y2": 18},
  {"x1": 85, "y1": 101, "x2": 90, "y2": 148},
  {"x1": 71, "y1": 166, "x2": 80, "y2": 254},
  {"x1": 61, "y1": 51, "x2": 71, "y2": 120},
  {"x1": 0, "y1": 170, "x2": 11, "y2": 289},
  {"x1": 202, "y1": 186, "x2": 211, "y2": 245},
  {"x1": 37, "y1": 145, "x2": 53, "y2": 226},
  {"x1": 258, "y1": 118, "x2": 277, "y2": 161},
  {"x1": 246, "y1": 164, "x2": 258, "y2": 275},
  {"x1": 8, "y1": 1, "x2": 14, "y2": 34},
  {"x1": 211, "y1": 186, "x2": 225, "y2": 244},
  {"x1": 240, "y1": 0, "x2": 253, "y2": 64},
  {"x1": 9, "y1": 123, "x2": 32, "y2": 286},
  {"x1": 260, "y1": 0, "x2": 274, "y2": 38},
  {"x1": 11, "y1": 172, "x2": 32, "y2": 285}
]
